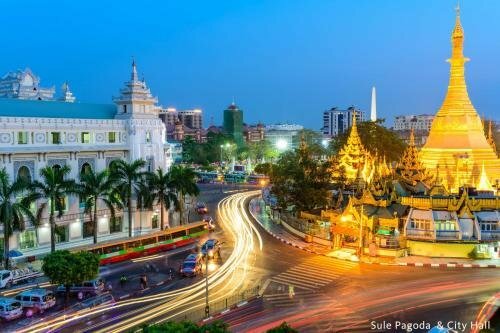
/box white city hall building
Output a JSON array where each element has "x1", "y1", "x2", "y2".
[{"x1": 0, "y1": 62, "x2": 173, "y2": 258}]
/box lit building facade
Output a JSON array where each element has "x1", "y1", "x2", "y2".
[
  {"x1": 264, "y1": 124, "x2": 304, "y2": 151},
  {"x1": 394, "y1": 114, "x2": 434, "y2": 131},
  {"x1": 0, "y1": 62, "x2": 172, "y2": 258}
]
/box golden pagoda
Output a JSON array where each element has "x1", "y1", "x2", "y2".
[
  {"x1": 396, "y1": 129, "x2": 434, "y2": 186},
  {"x1": 420, "y1": 7, "x2": 500, "y2": 192},
  {"x1": 335, "y1": 112, "x2": 373, "y2": 182}
]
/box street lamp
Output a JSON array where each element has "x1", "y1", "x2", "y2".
[{"x1": 276, "y1": 138, "x2": 288, "y2": 151}]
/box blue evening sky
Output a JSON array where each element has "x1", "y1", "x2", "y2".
[{"x1": 1, "y1": 0, "x2": 499, "y2": 129}]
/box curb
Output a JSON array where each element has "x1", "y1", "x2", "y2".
[
  {"x1": 199, "y1": 295, "x2": 261, "y2": 324},
  {"x1": 248, "y1": 199, "x2": 500, "y2": 269}
]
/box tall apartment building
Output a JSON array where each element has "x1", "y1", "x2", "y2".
[{"x1": 322, "y1": 106, "x2": 364, "y2": 138}]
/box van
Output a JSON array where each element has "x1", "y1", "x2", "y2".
[
  {"x1": 15, "y1": 288, "x2": 56, "y2": 313},
  {"x1": 56, "y1": 278, "x2": 105, "y2": 297},
  {"x1": 0, "y1": 297, "x2": 23, "y2": 321}
]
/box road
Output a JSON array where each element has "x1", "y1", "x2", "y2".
[
  {"x1": 214, "y1": 191, "x2": 500, "y2": 333},
  {"x1": 10, "y1": 187, "x2": 263, "y2": 333},
  {"x1": 6, "y1": 187, "x2": 498, "y2": 333}
]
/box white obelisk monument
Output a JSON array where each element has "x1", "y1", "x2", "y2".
[{"x1": 370, "y1": 86, "x2": 377, "y2": 122}]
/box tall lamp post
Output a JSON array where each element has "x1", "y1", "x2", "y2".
[
  {"x1": 205, "y1": 257, "x2": 209, "y2": 318},
  {"x1": 359, "y1": 204, "x2": 364, "y2": 257}
]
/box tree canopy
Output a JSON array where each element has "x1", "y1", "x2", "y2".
[
  {"x1": 330, "y1": 121, "x2": 406, "y2": 162},
  {"x1": 141, "y1": 320, "x2": 229, "y2": 333},
  {"x1": 266, "y1": 322, "x2": 299, "y2": 333},
  {"x1": 269, "y1": 144, "x2": 332, "y2": 212}
]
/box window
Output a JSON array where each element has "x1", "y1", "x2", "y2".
[
  {"x1": 51, "y1": 132, "x2": 61, "y2": 144},
  {"x1": 83, "y1": 221, "x2": 94, "y2": 239},
  {"x1": 80, "y1": 163, "x2": 92, "y2": 175},
  {"x1": 146, "y1": 131, "x2": 151, "y2": 143},
  {"x1": 19, "y1": 230, "x2": 36, "y2": 249},
  {"x1": 108, "y1": 132, "x2": 116, "y2": 143},
  {"x1": 17, "y1": 132, "x2": 28, "y2": 144},
  {"x1": 123, "y1": 105, "x2": 127, "y2": 113},
  {"x1": 171, "y1": 230, "x2": 186, "y2": 239},
  {"x1": 81, "y1": 132, "x2": 90, "y2": 143},
  {"x1": 142, "y1": 237, "x2": 157, "y2": 246},
  {"x1": 17, "y1": 166, "x2": 32, "y2": 183},
  {"x1": 152, "y1": 214, "x2": 159, "y2": 229},
  {"x1": 110, "y1": 216, "x2": 122, "y2": 233},
  {"x1": 55, "y1": 225, "x2": 69, "y2": 243}
]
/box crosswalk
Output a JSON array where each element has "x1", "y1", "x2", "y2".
[
  {"x1": 261, "y1": 256, "x2": 376, "y2": 332},
  {"x1": 268, "y1": 255, "x2": 359, "y2": 292}
]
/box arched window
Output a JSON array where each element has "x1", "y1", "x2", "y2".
[
  {"x1": 80, "y1": 162, "x2": 92, "y2": 175},
  {"x1": 17, "y1": 166, "x2": 32, "y2": 183}
]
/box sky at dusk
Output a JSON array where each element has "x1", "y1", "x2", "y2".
[{"x1": 1, "y1": 0, "x2": 499, "y2": 129}]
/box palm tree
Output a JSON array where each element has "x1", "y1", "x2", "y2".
[
  {"x1": 109, "y1": 159, "x2": 146, "y2": 237},
  {"x1": 0, "y1": 168, "x2": 37, "y2": 269},
  {"x1": 78, "y1": 169, "x2": 120, "y2": 244},
  {"x1": 31, "y1": 165, "x2": 77, "y2": 253},
  {"x1": 144, "y1": 168, "x2": 178, "y2": 230},
  {"x1": 167, "y1": 165, "x2": 199, "y2": 225}
]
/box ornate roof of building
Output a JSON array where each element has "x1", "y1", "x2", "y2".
[{"x1": 0, "y1": 98, "x2": 116, "y2": 119}]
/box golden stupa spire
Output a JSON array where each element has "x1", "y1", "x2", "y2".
[
  {"x1": 477, "y1": 161, "x2": 493, "y2": 191},
  {"x1": 409, "y1": 128, "x2": 415, "y2": 146}
]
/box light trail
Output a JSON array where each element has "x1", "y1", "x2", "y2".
[{"x1": 18, "y1": 190, "x2": 262, "y2": 333}]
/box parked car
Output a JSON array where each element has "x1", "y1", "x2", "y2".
[
  {"x1": 203, "y1": 216, "x2": 215, "y2": 231},
  {"x1": 201, "y1": 239, "x2": 221, "y2": 259},
  {"x1": 0, "y1": 297, "x2": 23, "y2": 321},
  {"x1": 180, "y1": 254, "x2": 202, "y2": 277},
  {"x1": 15, "y1": 288, "x2": 56, "y2": 313},
  {"x1": 0, "y1": 268, "x2": 44, "y2": 289},
  {"x1": 56, "y1": 278, "x2": 105, "y2": 297},
  {"x1": 195, "y1": 202, "x2": 208, "y2": 214}
]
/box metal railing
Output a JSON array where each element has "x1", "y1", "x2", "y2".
[
  {"x1": 406, "y1": 228, "x2": 434, "y2": 239},
  {"x1": 134, "y1": 284, "x2": 261, "y2": 330},
  {"x1": 435, "y1": 230, "x2": 460, "y2": 239}
]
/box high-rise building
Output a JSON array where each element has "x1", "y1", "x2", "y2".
[
  {"x1": 322, "y1": 106, "x2": 364, "y2": 138},
  {"x1": 223, "y1": 102, "x2": 244, "y2": 146},
  {"x1": 419, "y1": 9, "x2": 500, "y2": 191}
]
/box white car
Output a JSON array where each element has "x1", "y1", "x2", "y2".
[{"x1": 329, "y1": 249, "x2": 359, "y2": 262}]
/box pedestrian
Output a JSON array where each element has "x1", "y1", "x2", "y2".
[
  {"x1": 120, "y1": 275, "x2": 127, "y2": 288},
  {"x1": 78, "y1": 291, "x2": 83, "y2": 301},
  {"x1": 107, "y1": 282, "x2": 113, "y2": 292}
]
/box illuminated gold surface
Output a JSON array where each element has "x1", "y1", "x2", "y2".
[{"x1": 420, "y1": 10, "x2": 500, "y2": 191}]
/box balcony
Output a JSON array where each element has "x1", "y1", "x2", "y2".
[
  {"x1": 480, "y1": 230, "x2": 500, "y2": 241},
  {"x1": 435, "y1": 230, "x2": 461, "y2": 240},
  {"x1": 406, "y1": 228, "x2": 434, "y2": 240}
]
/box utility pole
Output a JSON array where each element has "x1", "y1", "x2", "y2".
[
  {"x1": 205, "y1": 257, "x2": 209, "y2": 318},
  {"x1": 359, "y1": 204, "x2": 364, "y2": 257}
]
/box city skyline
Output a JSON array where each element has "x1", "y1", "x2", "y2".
[{"x1": 1, "y1": 1, "x2": 500, "y2": 129}]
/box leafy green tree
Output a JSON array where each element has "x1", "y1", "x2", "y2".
[
  {"x1": 109, "y1": 159, "x2": 146, "y2": 237},
  {"x1": 254, "y1": 162, "x2": 273, "y2": 176},
  {"x1": 0, "y1": 169, "x2": 38, "y2": 269},
  {"x1": 42, "y1": 250, "x2": 99, "y2": 304},
  {"x1": 141, "y1": 320, "x2": 229, "y2": 333},
  {"x1": 248, "y1": 140, "x2": 278, "y2": 163},
  {"x1": 266, "y1": 322, "x2": 298, "y2": 333},
  {"x1": 31, "y1": 165, "x2": 77, "y2": 253},
  {"x1": 167, "y1": 165, "x2": 199, "y2": 224},
  {"x1": 144, "y1": 168, "x2": 179, "y2": 230},
  {"x1": 78, "y1": 169, "x2": 120, "y2": 244},
  {"x1": 330, "y1": 121, "x2": 406, "y2": 162},
  {"x1": 270, "y1": 144, "x2": 332, "y2": 212}
]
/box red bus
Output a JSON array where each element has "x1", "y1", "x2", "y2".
[{"x1": 74, "y1": 221, "x2": 208, "y2": 265}]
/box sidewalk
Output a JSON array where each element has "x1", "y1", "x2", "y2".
[{"x1": 249, "y1": 197, "x2": 500, "y2": 268}]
